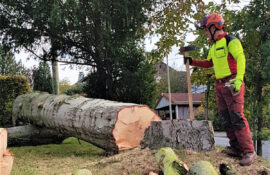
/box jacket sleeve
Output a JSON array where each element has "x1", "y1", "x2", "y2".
[
  {"x1": 191, "y1": 59, "x2": 213, "y2": 68},
  {"x1": 191, "y1": 50, "x2": 213, "y2": 68},
  {"x1": 228, "y1": 39, "x2": 246, "y2": 81}
]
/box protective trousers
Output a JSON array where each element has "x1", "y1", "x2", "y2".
[{"x1": 216, "y1": 80, "x2": 254, "y2": 154}]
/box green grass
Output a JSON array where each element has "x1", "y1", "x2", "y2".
[{"x1": 10, "y1": 137, "x2": 105, "y2": 175}]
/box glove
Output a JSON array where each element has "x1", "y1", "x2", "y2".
[
  {"x1": 184, "y1": 57, "x2": 192, "y2": 65},
  {"x1": 229, "y1": 79, "x2": 242, "y2": 92}
]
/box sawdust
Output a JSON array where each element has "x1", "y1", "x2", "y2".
[{"x1": 85, "y1": 147, "x2": 270, "y2": 175}]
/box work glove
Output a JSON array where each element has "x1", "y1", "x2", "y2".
[
  {"x1": 184, "y1": 57, "x2": 192, "y2": 65},
  {"x1": 229, "y1": 79, "x2": 242, "y2": 92}
]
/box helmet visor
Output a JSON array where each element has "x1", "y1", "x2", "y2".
[{"x1": 197, "y1": 16, "x2": 212, "y2": 30}]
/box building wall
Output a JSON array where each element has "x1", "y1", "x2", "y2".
[
  {"x1": 176, "y1": 106, "x2": 199, "y2": 120},
  {"x1": 177, "y1": 106, "x2": 189, "y2": 119}
]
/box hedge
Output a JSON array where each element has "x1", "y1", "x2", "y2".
[{"x1": 0, "y1": 75, "x2": 30, "y2": 127}]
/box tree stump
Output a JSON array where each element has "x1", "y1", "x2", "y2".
[
  {"x1": 141, "y1": 120, "x2": 215, "y2": 151},
  {"x1": 12, "y1": 92, "x2": 161, "y2": 153}
]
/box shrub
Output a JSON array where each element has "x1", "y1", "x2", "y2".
[
  {"x1": 64, "y1": 82, "x2": 86, "y2": 96},
  {"x1": 0, "y1": 75, "x2": 30, "y2": 127}
]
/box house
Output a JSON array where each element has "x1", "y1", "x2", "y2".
[{"x1": 155, "y1": 93, "x2": 203, "y2": 120}]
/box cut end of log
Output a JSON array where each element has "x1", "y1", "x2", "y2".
[
  {"x1": 0, "y1": 128, "x2": 7, "y2": 162},
  {"x1": 1, "y1": 128, "x2": 14, "y2": 175},
  {"x1": 0, "y1": 149, "x2": 14, "y2": 175},
  {"x1": 112, "y1": 106, "x2": 161, "y2": 150}
]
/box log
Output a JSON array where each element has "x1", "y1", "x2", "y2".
[
  {"x1": 141, "y1": 120, "x2": 215, "y2": 152},
  {"x1": 7, "y1": 125, "x2": 66, "y2": 146},
  {"x1": 188, "y1": 161, "x2": 218, "y2": 175},
  {"x1": 0, "y1": 128, "x2": 14, "y2": 175},
  {"x1": 155, "y1": 147, "x2": 189, "y2": 175},
  {"x1": 0, "y1": 150, "x2": 14, "y2": 175},
  {"x1": 219, "y1": 162, "x2": 237, "y2": 175},
  {"x1": 0, "y1": 128, "x2": 7, "y2": 161},
  {"x1": 12, "y1": 92, "x2": 161, "y2": 153}
]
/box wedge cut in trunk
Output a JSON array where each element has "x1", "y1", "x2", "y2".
[{"x1": 13, "y1": 92, "x2": 161, "y2": 153}]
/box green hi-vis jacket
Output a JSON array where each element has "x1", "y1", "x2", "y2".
[{"x1": 191, "y1": 33, "x2": 245, "y2": 81}]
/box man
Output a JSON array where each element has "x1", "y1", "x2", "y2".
[{"x1": 184, "y1": 13, "x2": 256, "y2": 166}]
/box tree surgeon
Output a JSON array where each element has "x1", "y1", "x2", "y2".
[{"x1": 183, "y1": 13, "x2": 256, "y2": 166}]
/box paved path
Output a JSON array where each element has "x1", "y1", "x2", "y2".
[{"x1": 214, "y1": 132, "x2": 270, "y2": 161}]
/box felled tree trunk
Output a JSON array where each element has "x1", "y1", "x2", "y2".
[
  {"x1": 7, "y1": 125, "x2": 66, "y2": 146},
  {"x1": 12, "y1": 92, "x2": 161, "y2": 153},
  {"x1": 0, "y1": 128, "x2": 14, "y2": 175},
  {"x1": 141, "y1": 120, "x2": 215, "y2": 151}
]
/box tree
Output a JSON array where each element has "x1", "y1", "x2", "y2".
[
  {"x1": 230, "y1": 0, "x2": 270, "y2": 156},
  {"x1": 0, "y1": 0, "x2": 157, "y2": 105},
  {"x1": 0, "y1": 47, "x2": 30, "y2": 76},
  {"x1": 33, "y1": 61, "x2": 53, "y2": 94},
  {"x1": 157, "y1": 69, "x2": 187, "y2": 95},
  {"x1": 0, "y1": 0, "x2": 71, "y2": 94},
  {"x1": 61, "y1": 0, "x2": 157, "y2": 106},
  {"x1": 85, "y1": 41, "x2": 158, "y2": 107}
]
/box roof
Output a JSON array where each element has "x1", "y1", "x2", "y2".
[{"x1": 155, "y1": 93, "x2": 204, "y2": 109}]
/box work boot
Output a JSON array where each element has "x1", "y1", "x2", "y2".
[
  {"x1": 239, "y1": 152, "x2": 256, "y2": 166},
  {"x1": 221, "y1": 146, "x2": 243, "y2": 158}
]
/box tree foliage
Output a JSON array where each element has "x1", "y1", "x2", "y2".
[
  {"x1": 0, "y1": 75, "x2": 30, "y2": 127},
  {"x1": 33, "y1": 61, "x2": 53, "y2": 94},
  {"x1": 147, "y1": 0, "x2": 239, "y2": 60},
  {"x1": 0, "y1": 47, "x2": 30, "y2": 76},
  {"x1": 85, "y1": 41, "x2": 158, "y2": 107},
  {"x1": 59, "y1": 79, "x2": 72, "y2": 94},
  {"x1": 0, "y1": 0, "x2": 157, "y2": 106},
  {"x1": 157, "y1": 69, "x2": 187, "y2": 94}
]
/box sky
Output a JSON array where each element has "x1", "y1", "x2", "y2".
[{"x1": 15, "y1": 0, "x2": 250, "y2": 85}]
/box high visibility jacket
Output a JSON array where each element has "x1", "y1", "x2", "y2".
[{"x1": 191, "y1": 33, "x2": 246, "y2": 81}]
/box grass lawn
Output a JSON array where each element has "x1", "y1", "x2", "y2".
[
  {"x1": 9, "y1": 137, "x2": 270, "y2": 175},
  {"x1": 10, "y1": 137, "x2": 105, "y2": 175}
]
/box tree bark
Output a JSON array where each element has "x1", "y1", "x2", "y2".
[
  {"x1": 51, "y1": 58, "x2": 59, "y2": 95},
  {"x1": 189, "y1": 161, "x2": 218, "y2": 175},
  {"x1": 7, "y1": 125, "x2": 66, "y2": 146},
  {"x1": 12, "y1": 92, "x2": 161, "y2": 153},
  {"x1": 141, "y1": 120, "x2": 215, "y2": 152}
]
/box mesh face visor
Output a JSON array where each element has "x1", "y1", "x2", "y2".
[{"x1": 195, "y1": 16, "x2": 209, "y2": 30}]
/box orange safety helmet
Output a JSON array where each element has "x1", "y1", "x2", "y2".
[{"x1": 198, "y1": 13, "x2": 225, "y2": 30}]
